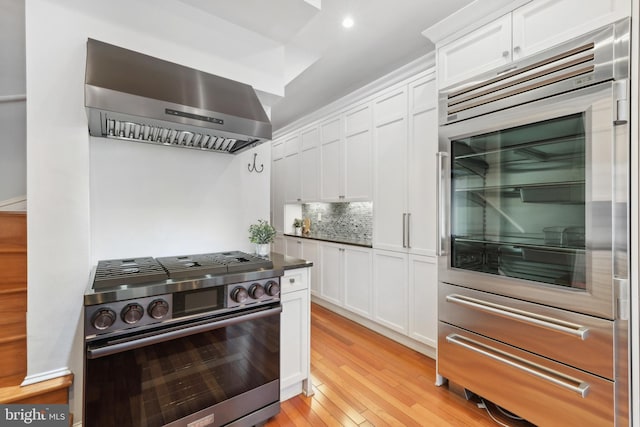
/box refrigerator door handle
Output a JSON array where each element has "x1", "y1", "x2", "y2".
[{"x1": 436, "y1": 152, "x2": 448, "y2": 256}]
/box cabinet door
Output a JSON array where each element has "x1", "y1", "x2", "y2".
[
  {"x1": 320, "y1": 117, "x2": 343, "y2": 201},
  {"x1": 319, "y1": 242, "x2": 343, "y2": 306},
  {"x1": 437, "y1": 14, "x2": 512, "y2": 89},
  {"x1": 284, "y1": 134, "x2": 301, "y2": 203},
  {"x1": 301, "y1": 240, "x2": 320, "y2": 297},
  {"x1": 408, "y1": 255, "x2": 437, "y2": 348},
  {"x1": 285, "y1": 237, "x2": 303, "y2": 259},
  {"x1": 373, "y1": 88, "x2": 408, "y2": 252},
  {"x1": 407, "y1": 74, "x2": 438, "y2": 256},
  {"x1": 512, "y1": 0, "x2": 629, "y2": 60},
  {"x1": 273, "y1": 235, "x2": 285, "y2": 255},
  {"x1": 280, "y1": 288, "x2": 309, "y2": 389},
  {"x1": 271, "y1": 155, "x2": 286, "y2": 232},
  {"x1": 372, "y1": 249, "x2": 408, "y2": 334},
  {"x1": 344, "y1": 105, "x2": 372, "y2": 200},
  {"x1": 343, "y1": 246, "x2": 372, "y2": 318},
  {"x1": 300, "y1": 127, "x2": 320, "y2": 201}
]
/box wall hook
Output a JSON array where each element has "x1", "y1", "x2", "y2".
[{"x1": 248, "y1": 152, "x2": 264, "y2": 173}]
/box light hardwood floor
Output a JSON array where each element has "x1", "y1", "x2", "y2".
[{"x1": 266, "y1": 303, "x2": 534, "y2": 427}]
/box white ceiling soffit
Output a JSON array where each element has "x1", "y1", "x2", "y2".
[
  {"x1": 177, "y1": 0, "x2": 321, "y2": 43},
  {"x1": 177, "y1": 0, "x2": 476, "y2": 130}
]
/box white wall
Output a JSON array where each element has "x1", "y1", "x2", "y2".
[{"x1": 25, "y1": 0, "x2": 276, "y2": 422}]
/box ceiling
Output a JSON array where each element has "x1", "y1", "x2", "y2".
[{"x1": 178, "y1": 0, "x2": 474, "y2": 131}]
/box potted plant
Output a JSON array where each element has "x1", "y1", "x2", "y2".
[
  {"x1": 293, "y1": 218, "x2": 303, "y2": 236},
  {"x1": 248, "y1": 219, "x2": 276, "y2": 256}
]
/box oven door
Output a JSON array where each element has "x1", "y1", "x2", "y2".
[
  {"x1": 84, "y1": 304, "x2": 281, "y2": 427},
  {"x1": 437, "y1": 80, "x2": 628, "y2": 319}
]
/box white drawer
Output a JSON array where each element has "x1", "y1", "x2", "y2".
[{"x1": 282, "y1": 269, "x2": 308, "y2": 294}]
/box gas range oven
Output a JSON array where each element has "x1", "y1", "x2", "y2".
[{"x1": 83, "y1": 251, "x2": 283, "y2": 427}]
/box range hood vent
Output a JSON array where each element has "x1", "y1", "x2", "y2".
[{"x1": 85, "y1": 39, "x2": 272, "y2": 154}]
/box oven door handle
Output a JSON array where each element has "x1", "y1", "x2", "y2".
[{"x1": 87, "y1": 305, "x2": 282, "y2": 359}]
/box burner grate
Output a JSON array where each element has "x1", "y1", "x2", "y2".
[
  {"x1": 93, "y1": 257, "x2": 169, "y2": 289},
  {"x1": 156, "y1": 254, "x2": 228, "y2": 280}
]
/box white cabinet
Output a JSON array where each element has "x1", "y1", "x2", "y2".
[
  {"x1": 320, "y1": 117, "x2": 342, "y2": 200},
  {"x1": 512, "y1": 0, "x2": 628, "y2": 61},
  {"x1": 271, "y1": 140, "x2": 286, "y2": 232},
  {"x1": 343, "y1": 246, "x2": 373, "y2": 318},
  {"x1": 437, "y1": 0, "x2": 630, "y2": 89},
  {"x1": 373, "y1": 86, "x2": 407, "y2": 252},
  {"x1": 273, "y1": 235, "x2": 285, "y2": 255},
  {"x1": 301, "y1": 240, "x2": 320, "y2": 298},
  {"x1": 300, "y1": 127, "x2": 320, "y2": 201},
  {"x1": 343, "y1": 104, "x2": 373, "y2": 200},
  {"x1": 319, "y1": 242, "x2": 343, "y2": 305},
  {"x1": 373, "y1": 72, "x2": 438, "y2": 256},
  {"x1": 284, "y1": 134, "x2": 301, "y2": 203},
  {"x1": 437, "y1": 14, "x2": 512, "y2": 90},
  {"x1": 319, "y1": 242, "x2": 372, "y2": 317},
  {"x1": 280, "y1": 267, "x2": 312, "y2": 400},
  {"x1": 408, "y1": 255, "x2": 438, "y2": 348},
  {"x1": 320, "y1": 105, "x2": 372, "y2": 201},
  {"x1": 407, "y1": 74, "x2": 438, "y2": 256},
  {"x1": 285, "y1": 236, "x2": 303, "y2": 259},
  {"x1": 372, "y1": 249, "x2": 408, "y2": 334}
]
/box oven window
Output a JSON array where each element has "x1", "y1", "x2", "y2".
[
  {"x1": 450, "y1": 113, "x2": 586, "y2": 289},
  {"x1": 85, "y1": 311, "x2": 280, "y2": 426}
]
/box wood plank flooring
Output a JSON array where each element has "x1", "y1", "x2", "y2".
[{"x1": 266, "y1": 303, "x2": 534, "y2": 427}]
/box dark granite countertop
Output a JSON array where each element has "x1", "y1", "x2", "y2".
[
  {"x1": 283, "y1": 233, "x2": 372, "y2": 248},
  {"x1": 269, "y1": 251, "x2": 313, "y2": 270}
]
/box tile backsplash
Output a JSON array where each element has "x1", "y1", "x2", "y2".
[{"x1": 301, "y1": 202, "x2": 372, "y2": 242}]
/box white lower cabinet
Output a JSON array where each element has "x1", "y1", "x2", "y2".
[
  {"x1": 319, "y1": 242, "x2": 373, "y2": 316},
  {"x1": 372, "y1": 249, "x2": 408, "y2": 334},
  {"x1": 280, "y1": 267, "x2": 312, "y2": 401},
  {"x1": 408, "y1": 255, "x2": 438, "y2": 348},
  {"x1": 319, "y1": 242, "x2": 344, "y2": 306}
]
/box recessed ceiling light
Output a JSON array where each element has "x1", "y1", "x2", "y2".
[{"x1": 342, "y1": 16, "x2": 354, "y2": 29}]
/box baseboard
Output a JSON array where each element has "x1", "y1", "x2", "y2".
[
  {"x1": 311, "y1": 297, "x2": 436, "y2": 359},
  {"x1": 21, "y1": 368, "x2": 72, "y2": 387},
  {"x1": 0, "y1": 196, "x2": 26, "y2": 211}
]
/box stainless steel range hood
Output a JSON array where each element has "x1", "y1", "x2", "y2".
[{"x1": 85, "y1": 39, "x2": 272, "y2": 154}]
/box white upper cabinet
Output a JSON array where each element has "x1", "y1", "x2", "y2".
[
  {"x1": 373, "y1": 86, "x2": 408, "y2": 252},
  {"x1": 320, "y1": 117, "x2": 343, "y2": 201},
  {"x1": 437, "y1": 14, "x2": 512, "y2": 90},
  {"x1": 320, "y1": 105, "x2": 372, "y2": 202},
  {"x1": 407, "y1": 74, "x2": 437, "y2": 256},
  {"x1": 271, "y1": 139, "x2": 286, "y2": 232},
  {"x1": 300, "y1": 127, "x2": 320, "y2": 201},
  {"x1": 373, "y1": 72, "x2": 438, "y2": 256},
  {"x1": 344, "y1": 105, "x2": 372, "y2": 200},
  {"x1": 437, "y1": 0, "x2": 630, "y2": 89},
  {"x1": 512, "y1": 0, "x2": 629, "y2": 61},
  {"x1": 284, "y1": 134, "x2": 301, "y2": 203}
]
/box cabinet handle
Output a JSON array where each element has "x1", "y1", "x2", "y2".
[
  {"x1": 446, "y1": 334, "x2": 590, "y2": 398},
  {"x1": 406, "y1": 213, "x2": 411, "y2": 249},
  {"x1": 445, "y1": 294, "x2": 590, "y2": 340},
  {"x1": 289, "y1": 278, "x2": 295, "y2": 283},
  {"x1": 436, "y1": 152, "x2": 448, "y2": 256},
  {"x1": 502, "y1": 50, "x2": 509, "y2": 57},
  {"x1": 513, "y1": 45, "x2": 521, "y2": 53},
  {"x1": 402, "y1": 213, "x2": 407, "y2": 248}
]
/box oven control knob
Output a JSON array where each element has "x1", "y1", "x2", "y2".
[
  {"x1": 231, "y1": 286, "x2": 249, "y2": 303},
  {"x1": 121, "y1": 303, "x2": 144, "y2": 324},
  {"x1": 265, "y1": 280, "x2": 280, "y2": 297},
  {"x1": 249, "y1": 283, "x2": 265, "y2": 299},
  {"x1": 148, "y1": 299, "x2": 170, "y2": 320},
  {"x1": 92, "y1": 308, "x2": 116, "y2": 331}
]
